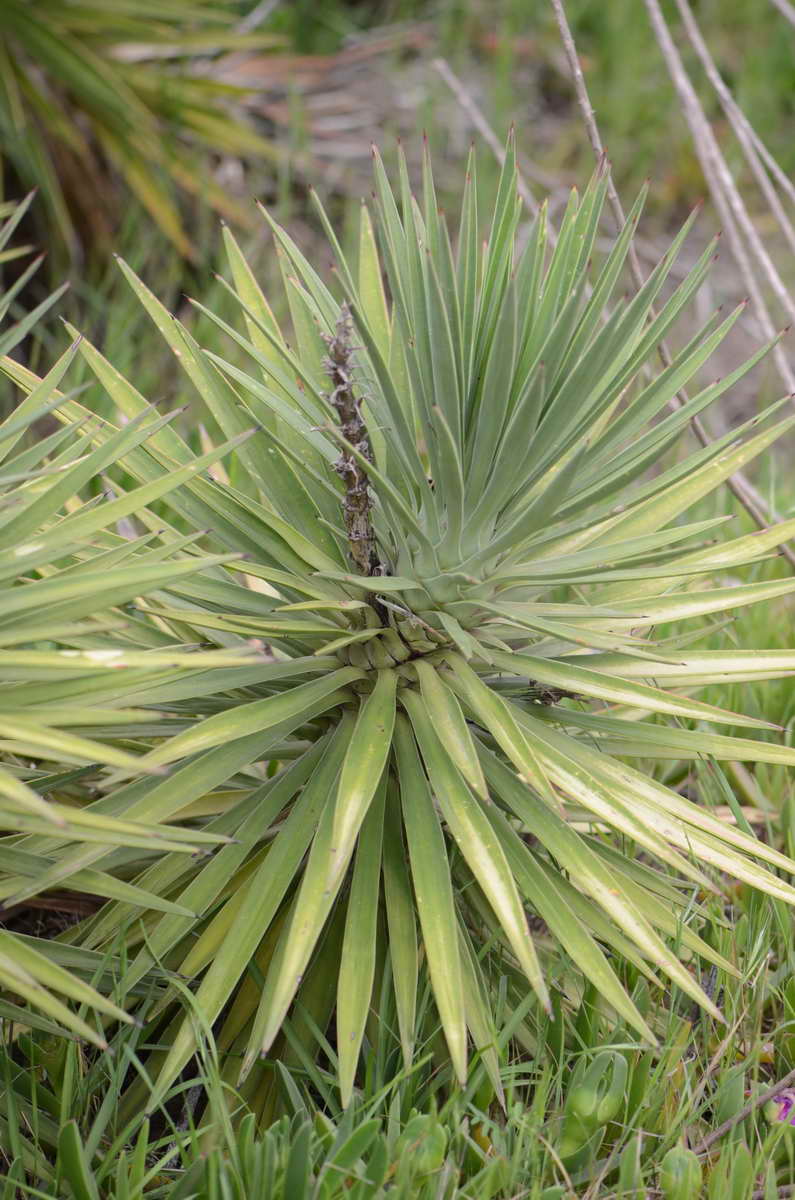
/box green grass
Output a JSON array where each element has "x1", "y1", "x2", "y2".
[{"x1": 5, "y1": 849, "x2": 795, "y2": 1198}]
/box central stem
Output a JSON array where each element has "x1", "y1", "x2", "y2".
[{"x1": 323, "y1": 303, "x2": 384, "y2": 579}]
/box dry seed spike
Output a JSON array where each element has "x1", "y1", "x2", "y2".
[{"x1": 322, "y1": 303, "x2": 386, "y2": 582}]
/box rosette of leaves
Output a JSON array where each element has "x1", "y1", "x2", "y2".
[
  {"x1": 0, "y1": 193, "x2": 268, "y2": 1047},
  {"x1": 4, "y1": 140, "x2": 795, "y2": 1113}
]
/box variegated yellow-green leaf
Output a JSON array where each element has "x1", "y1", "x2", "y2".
[{"x1": 2, "y1": 144, "x2": 794, "y2": 1111}]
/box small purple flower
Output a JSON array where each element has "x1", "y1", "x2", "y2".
[{"x1": 775, "y1": 1090, "x2": 795, "y2": 1124}]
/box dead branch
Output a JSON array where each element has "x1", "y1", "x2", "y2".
[{"x1": 550, "y1": 0, "x2": 795, "y2": 568}]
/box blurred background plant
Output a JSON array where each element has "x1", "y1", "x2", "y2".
[
  {"x1": 4, "y1": 0, "x2": 795, "y2": 397},
  {"x1": 5, "y1": 0, "x2": 795, "y2": 430},
  {"x1": 4, "y1": 0, "x2": 795, "y2": 275},
  {"x1": 0, "y1": 0, "x2": 283, "y2": 271}
]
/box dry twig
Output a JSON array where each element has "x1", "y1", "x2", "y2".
[
  {"x1": 643, "y1": 0, "x2": 795, "y2": 390},
  {"x1": 550, "y1": 0, "x2": 795, "y2": 567},
  {"x1": 432, "y1": 57, "x2": 542, "y2": 217},
  {"x1": 693, "y1": 1065, "x2": 795, "y2": 1155},
  {"x1": 676, "y1": 0, "x2": 795, "y2": 261},
  {"x1": 769, "y1": 0, "x2": 795, "y2": 28}
]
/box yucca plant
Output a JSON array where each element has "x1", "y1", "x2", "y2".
[
  {"x1": 3, "y1": 141, "x2": 795, "y2": 1115},
  {"x1": 0, "y1": 0, "x2": 280, "y2": 264}
]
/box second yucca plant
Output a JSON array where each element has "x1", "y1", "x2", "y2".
[{"x1": 4, "y1": 139, "x2": 795, "y2": 1112}]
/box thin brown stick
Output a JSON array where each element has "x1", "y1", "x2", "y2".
[
  {"x1": 692, "y1": 1065, "x2": 795, "y2": 1155},
  {"x1": 431, "y1": 57, "x2": 543, "y2": 217},
  {"x1": 689, "y1": 1004, "x2": 750, "y2": 1114},
  {"x1": 676, "y1": 0, "x2": 795, "y2": 261},
  {"x1": 752, "y1": 1185, "x2": 795, "y2": 1200},
  {"x1": 769, "y1": 0, "x2": 795, "y2": 28},
  {"x1": 549, "y1": 0, "x2": 646, "y2": 285},
  {"x1": 644, "y1": 0, "x2": 795, "y2": 389},
  {"x1": 550, "y1": 0, "x2": 795, "y2": 568},
  {"x1": 236, "y1": 0, "x2": 281, "y2": 33}
]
